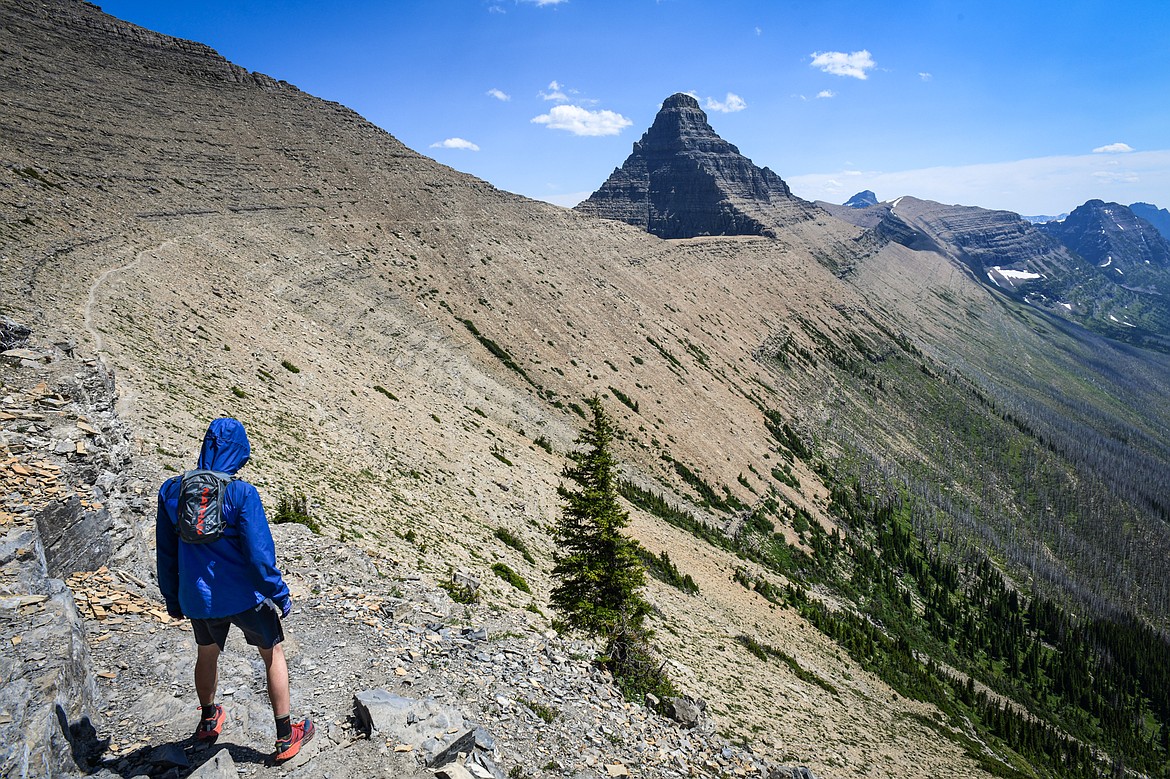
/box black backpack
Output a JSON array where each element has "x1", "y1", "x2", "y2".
[{"x1": 176, "y1": 469, "x2": 236, "y2": 544}]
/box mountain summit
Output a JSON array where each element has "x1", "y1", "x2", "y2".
[{"x1": 574, "y1": 93, "x2": 814, "y2": 238}]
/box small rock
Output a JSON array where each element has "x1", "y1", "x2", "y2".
[{"x1": 435, "y1": 763, "x2": 475, "y2": 779}]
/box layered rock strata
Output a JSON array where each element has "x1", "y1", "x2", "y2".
[{"x1": 575, "y1": 93, "x2": 816, "y2": 238}]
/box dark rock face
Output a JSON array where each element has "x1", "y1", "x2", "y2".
[
  {"x1": 843, "y1": 190, "x2": 878, "y2": 209},
  {"x1": 1128, "y1": 202, "x2": 1170, "y2": 242},
  {"x1": 865, "y1": 197, "x2": 1075, "y2": 280},
  {"x1": 1040, "y1": 200, "x2": 1170, "y2": 272},
  {"x1": 575, "y1": 93, "x2": 815, "y2": 238}
]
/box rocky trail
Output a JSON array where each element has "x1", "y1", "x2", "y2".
[{"x1": 1, "y1": 322, "x2": 816, "y2": 779}]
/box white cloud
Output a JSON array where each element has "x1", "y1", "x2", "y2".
[
  {"x1": 755, "y1": 26, "x2": 762, "y2": 36},
  {"x1": 816, "y1": 90, "x2": 836, "y2": 99},
  {"x1": 1092, "y1": 169, "x2": 1141, "y2": 184},
  {"x1": 706, "y1": 93, "x2": 747, "y2": 113},
  {"x1": 919, "y1": 72, "x2": 933, "y2": 81},
  {"x1": 785, "y1": 150, "x2": 1170, "y2": 215},
  {"x1": 486, "y1": 88, "x2": 510, "y2": 102},
  {"x1": 540, "y1": 80, "x2": 568, "y2": 102},
  {"x1": 809, "y1": 50, "x2": 876, "y2": 80},
  {"x1": 531, "y1": 105, "x2": 632, "y2": 136},
  {"x1": 1093, "y1": 142, "x2": 1135, "y2": 154},
  {"x1": 488, "y1": 4, "x2": 505, "y2": 12},
  {"x1": 521, "y1": 0, "x2": 567, "y2": 5},
  {"x1": 430, "y1": 138, "x2": 480, "y2": 151}
]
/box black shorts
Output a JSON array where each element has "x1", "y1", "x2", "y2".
[{"x1": 191, "y1": 598, "x2": 285, "y2": 650}]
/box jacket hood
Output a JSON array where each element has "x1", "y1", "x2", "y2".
[{"x1": 197, "y1": 417, "x2": 251, "y2": 474}]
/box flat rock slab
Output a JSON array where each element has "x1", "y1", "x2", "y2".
[{"x1": 353, "y1": 689, "x2": 475, "y2": 766}]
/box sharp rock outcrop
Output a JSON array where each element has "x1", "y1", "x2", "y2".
[{"x1": 574, "y1": 93, "x2": 817, "y2": 238}]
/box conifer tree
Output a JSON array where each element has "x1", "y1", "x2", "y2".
[{"x1": 551, "y1": 395, "x2": 648, "y2": 638}]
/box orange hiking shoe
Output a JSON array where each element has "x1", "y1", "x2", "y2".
[
  {"x1": 274, "y1": 718, "x2": 314, "y2": 762},
  {"x1": 194, "y1": 704, "x2": 225, "y2": 741}
]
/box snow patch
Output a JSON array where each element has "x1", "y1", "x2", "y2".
[
  {"x1": 1101, "y1": 256, "x2": 1112, "y2": 267},
  {"x1": 992, "y1": 266, "x2": 1043, "y2": 280},
  {"x1": 891, "y1": 196, "x2": 904, "y2": 209},
  {"x1": 1061, "y1": 302, "x2": 1073, "y2": 311}
]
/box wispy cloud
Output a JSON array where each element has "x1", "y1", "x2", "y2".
[
  {"x1": 1093, "y1": 142, "x2": 1135, "y2": 154},
  {"x1": 919, "y1": 72, "x2": 933, "y2": 81},
  {"x1": 486, "y1": 88, "x2": 510, "y2": 102},
  {"x1": 816, "y1": 90, "x2": 836, "y2": 99},
  {"x1": 540, "y1": 80, "x2": 569, "y2": 102},
  {"x1": 488, "y1": 4, "x2": 505, "y2": 13},
  {"x1": 430, "y1": 138, "x2": 480, "y2": 151},
  {"x1": 785, "y1": 150, "x2": 1170, "y2": 215},
  {"x1": 531, "y1": 105, "x2": 632, "y2": 136},
  {"x1": 706, "y1": 93, "x2": 747, "y2": 113},
  {"x1": 521, "y1": 0, "x2": 567, "y2": 6},
  {"x1": 809, "y1": 50, "x2": 875, "y2": 80}
]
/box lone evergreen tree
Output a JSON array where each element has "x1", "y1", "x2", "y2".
[
  {"x1": 552, "y1": 395, "x2": 676, "y2": 704},
  {"x1": 551, "y1": 395, "x2": 647, "y2": 638}
]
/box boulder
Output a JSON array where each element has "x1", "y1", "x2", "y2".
[
  {"x1": 665, "y1": 694, "x2": 707, "y2": 729},
  {"x1": 353, "y1": 689, "x2": 482, "y2": 767}
]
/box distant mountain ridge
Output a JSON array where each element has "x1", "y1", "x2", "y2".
[
  {"x1": 1131, "y1": 201, "x2": 1170, "y2": 241},
  {"x1": 1039, "y1": 199, "x2": 1170, "y2": 273},
  {"x1": 574, "y1": 93, "x2": 817, "y2": 238}
]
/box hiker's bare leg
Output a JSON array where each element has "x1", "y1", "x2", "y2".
[
  {"x1": 195, "y1": 643, "x2": 220, "y2": 706},
  {"x1": 258, "y1": 643, "x2": 290, "y2": 716}
]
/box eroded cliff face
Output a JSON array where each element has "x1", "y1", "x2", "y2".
[
  {"x1": 1039, "y1": 200, "x2": 1170, "y2": 274},
  {"x1": 575, "y1": 94, "x2": 816, "y2": 238},
  {"x1": 862, "y1": 197, "x2": 1077, "y2": 279}
]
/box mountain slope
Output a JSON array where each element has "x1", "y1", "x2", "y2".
[{"x1": 4, "y1": 3, "x2": 1170, "y2": 778}]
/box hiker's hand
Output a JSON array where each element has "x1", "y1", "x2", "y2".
[{"x1": 279, "y1": 598, "x2": 292, "y2": 618}]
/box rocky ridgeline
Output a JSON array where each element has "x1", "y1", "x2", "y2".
[
  {"x1": 1, "y1": 319, "x2": 819, "y2": 779},
  {"x1": 1038, "y1": 200, "x2": 1170, "y2": 273},
  {"x1": 574, "y1": 94, "x2": 816, "y2": 239}
]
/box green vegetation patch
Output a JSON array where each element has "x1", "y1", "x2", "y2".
[
  {"x1": 273, "y1": 490, "x2": 321, "y2": 534},
  {"x1": 458, "y1": 317, "x2": 537, "y2": 386},
  {"x1": 637, "y1": 548, "x2": 699, "y2": 594},
  {"x1": 494, "y1": 527, "x2": 536, "y2": 564},
  {"x1": 374, "y1": 385, "x2": 399, "y2": 401},
  {"x1": 491, "y1": 562, "x2": 531, "y2": 593}
]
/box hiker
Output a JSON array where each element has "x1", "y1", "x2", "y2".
[{"x1": 155, "y1": 417, "x2": 314, "y2": 762}]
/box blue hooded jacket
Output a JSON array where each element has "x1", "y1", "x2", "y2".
[{"x1": 156, "y1": 418, "x2": 291, "y2": 620}]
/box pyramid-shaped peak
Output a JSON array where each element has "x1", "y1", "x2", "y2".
[
  {"x1": 640, "y1": 93, "x2": 736, "y2": 156},
  {"x1": 575, "y1": 94, "x2": 814, "y2": 238},
  {"x1": 662, "y1": 92, "x2": 701, "y2": 110}
]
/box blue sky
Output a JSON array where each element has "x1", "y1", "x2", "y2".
[{"x1": 98, "y1": 0, "x2": 1169, "y2": 216}]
